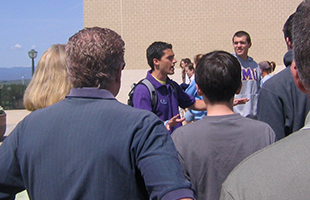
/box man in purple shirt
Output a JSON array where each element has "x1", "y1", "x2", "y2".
[{"x1": 132, "y1": 41, "x2": 207, "y2": 133}]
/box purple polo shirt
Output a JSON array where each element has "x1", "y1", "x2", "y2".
[{"x1": 132, "y1": 70, "x2": 195, "y2": 133}]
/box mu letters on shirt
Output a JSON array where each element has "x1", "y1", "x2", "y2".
[{"x1": 242, "y1": 68, "x2": 258, "y2": 81}]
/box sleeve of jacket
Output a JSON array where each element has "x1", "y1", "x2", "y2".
[
  {"x1": 132, "y1": 114, "x2": 194, "y2": 199},
  {"x1": 257, "y1": 87, "x2": 286, "y2": 140},
  {"x1": 0, "y1": 123, "x2": 25, "y2": 199}
]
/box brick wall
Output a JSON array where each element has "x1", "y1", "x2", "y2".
[{"x1": 84, "y1": 0, "x2": 300, "y2": 103}]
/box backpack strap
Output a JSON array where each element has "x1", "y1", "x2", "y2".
[
  {"x1": 169, "y1": 81, "x2": 177, "y2": 91},
  {"x1": 169, "y1": 80, "x2": 178, "y2": 97},
  {"x1": 140, "y1": 79, "x2": 158, "y2": 113},
  {"x1": 128, "y1": 79, "x2": 177, "y2": 113}
]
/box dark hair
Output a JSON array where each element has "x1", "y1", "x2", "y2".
[
  {"x1": 66, "y1": 27, "x2": 125, "y2": 89},
  {"x1": 232, "y1": 31, "x2": 251, "y2": 44},
  {"x1": 293, "y1": 0, "x2": 310, "y2": 89},
  {"x1": 196, "y1": 51, "x2": 241, "y2": 103},
  {"x1": 283, "y1": 13, "x2": 295, "y2": 44},
  {"x1": 147, "y1": 41, "x2": 172, "y2": 70},
  {"x1": 180, "y1": 58, "x2": 192, "y2": 67},
  {"x1": 186, "y1": 63, "x2": 195, "y2": 71}
]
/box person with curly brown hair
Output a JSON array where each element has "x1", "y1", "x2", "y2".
[{"x1": 0, "y1": 27, "x2": 194, "y2": 200}]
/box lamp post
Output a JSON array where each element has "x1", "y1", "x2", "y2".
[
  {"x1": 28, "y1": 49, "x2": 38, "y2": 76},
  {"x1": 0, "y1": 84, "x2": 3, "y2": 107}
]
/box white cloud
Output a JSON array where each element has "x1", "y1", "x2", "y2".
[{"x1": 11, "y1": 44, "x2": 22, "y2": 50}]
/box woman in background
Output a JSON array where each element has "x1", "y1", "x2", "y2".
[
  {"x1": 184, "y1": 54, "x2": 206, "y2": 124},
  {"x1": 179, "y1": 58, "x2": 192, "y2": 90},
  {"x1": 24, "y1": 44, "x2": 72, "y2": 111},
  {"x1": 259, "y1": 61, "x2": 276, "y2": 87}
]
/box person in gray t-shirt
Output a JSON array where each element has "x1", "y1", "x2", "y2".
[{"x1": 172, "y1": 51, "x2": 276, "y2": 200}]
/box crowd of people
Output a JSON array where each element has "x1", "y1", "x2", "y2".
[{"x1": 1, "y1": 0, "x2": 310, "y2": 199}]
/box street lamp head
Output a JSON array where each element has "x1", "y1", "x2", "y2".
[
  {"x1": 28, "y1": 49, "x2": 38, "y2": 59},
  {"x1": 28, "y1": 49, "x2": 38, "y2": 76}
]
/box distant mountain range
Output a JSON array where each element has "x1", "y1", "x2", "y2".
[{"x1": 0, "y1": 67, "x2": 32, "y2": 81}]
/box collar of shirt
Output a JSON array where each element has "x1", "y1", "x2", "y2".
[
  {"x1": 232, "y1": 52, "x2": 253, "y2": 62},
  {"x1": 302, "y1": 111, "x2": 310, "y2": 130},
  {"x1": 147, "y1": 70, "x2": 173, "y2": 89},
  {"x1": 66, "y1": 87, "x2": 115, "y2": 99},
  {"x1": 151, "y1": 74, "x2": 166, "y2": 85}
]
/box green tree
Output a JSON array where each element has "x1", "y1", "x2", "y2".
[{"x1": 0, "y1": 84, "x2": 27, "y2": 109}]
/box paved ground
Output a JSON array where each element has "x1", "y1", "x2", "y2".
[{"x1": 4, "y1": 110, "x2": 30, "y2": 136}]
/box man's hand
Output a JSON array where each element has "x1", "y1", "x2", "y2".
[
  {"x1": 165, "y1": 114, "x2": 185, "y2": 131},
  {"x1": 233, "y1": 98, "x2": 249, "y2": 106}
]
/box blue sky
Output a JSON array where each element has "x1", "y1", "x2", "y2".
[{"x1": 0, "y1": 1, "x2": 83, "y2": 68}]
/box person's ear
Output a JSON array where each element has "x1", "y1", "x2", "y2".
[
  {"x1": 153, "y1": 58, "x2": 160, "y2": 69},
  {"x1": 291, "y1": 60, "x2": 307, "y2": 93},
  {"x1": 248, "y1": 42, "x2": 252, "y2": 48},
  {"x1": 115, "y1": 65, "x2": 122, "y2": 83},
  {"x1": 196, "y1": 84, "x2": 204, "y2": 96},
  {"x1": 236, "y1": 81, "x2": 242, "y2": 94},
  {"x1": 109, "y1": 65, "x2": 123, "y2": 97},
  {"x1": 285, "y1": 37, "x2": 293, "y2": 50}
]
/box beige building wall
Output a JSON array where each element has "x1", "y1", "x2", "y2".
[{"x1": 84, "y1": 0, "x2": 300, "y2": 103}]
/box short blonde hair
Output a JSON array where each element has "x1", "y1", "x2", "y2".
[{"x1": 24, "y1": 44, "x2": 72, "y2": 111}]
